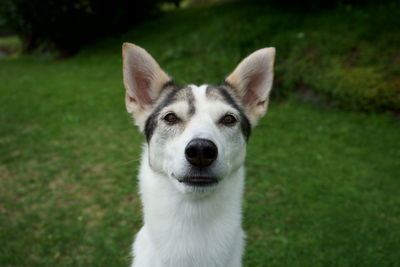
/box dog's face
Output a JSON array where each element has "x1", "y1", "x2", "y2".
[
  {"x1": 144, "y1": 84, "x2": 250, "y2": 193},
  {"x1": 122, "y1": 43, "x2": 275, "y2": 193}
]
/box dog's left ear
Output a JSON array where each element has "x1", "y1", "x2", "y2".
[{"x1": 225, "y1": 48, "x2": 275, "y2": 125}]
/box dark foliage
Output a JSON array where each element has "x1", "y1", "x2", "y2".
[
  {"x1": 251, "y1": 0, "x2": 392, "y2": 11},
  {"x1": 0, "y1": 0, "x2": 166, "y2": 56}
]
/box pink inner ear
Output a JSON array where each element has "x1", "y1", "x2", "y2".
[
  {"x1": 134, "y1": 71, "x2": 153, "y2": 106},
  {"x1": 243, "y1": 89, "x2": 258, "y2": 106},
  {"x1": 243, "y1": 71, "x2": 264, "y2": 106}
]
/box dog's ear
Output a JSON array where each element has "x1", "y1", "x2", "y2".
[
  {"x1": 122, "y1": 43, "x2": 170, "y2": 128},
  {"x1": 225, "y1": 47, "x2": 275, "y2": 125}
]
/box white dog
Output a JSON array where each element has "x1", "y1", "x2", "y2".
[{"x1": 122, "y1": 43, "x2": 275, "y2": 267}]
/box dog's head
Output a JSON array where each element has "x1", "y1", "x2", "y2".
[{"x1": 122, "y1": 43, "x2": 275, "y2": 193}]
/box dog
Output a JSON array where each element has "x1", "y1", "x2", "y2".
[{"x1": 122, "y1": 43, "x2": 275, "y2": 267}]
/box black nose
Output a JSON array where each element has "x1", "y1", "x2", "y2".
[{"x1": 185, "y1": 138, "x2": 218, "y2": 168}]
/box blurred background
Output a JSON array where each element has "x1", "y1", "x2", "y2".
[{"x1": 0, "y1": 0, "x2": 399, "y2": 266}]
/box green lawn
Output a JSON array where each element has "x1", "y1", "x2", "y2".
[{"x1": 1, "y1": 1, "x2": 399, "y2": 266}]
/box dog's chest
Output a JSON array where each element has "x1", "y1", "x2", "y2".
[
  {"x1": 134, "y1": 158, "x2": 246, "y2": 267},
  {"x1": 144, "y1": 215, "x2": 242, "y2": 267}
]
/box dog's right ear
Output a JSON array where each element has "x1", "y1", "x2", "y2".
[
  {"x1": 122, "y1": 43, "x2": 170, "y2": 128},
  {"x1": 225, "y1": 47, "x2": 275, "y2": 126}
]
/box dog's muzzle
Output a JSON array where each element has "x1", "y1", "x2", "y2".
[{"x1": 180, "y1": 138, "x2": 219, "y2": 187}]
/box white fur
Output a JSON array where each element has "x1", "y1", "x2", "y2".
[
  {"x1": 132, "y1": 85, "x2": 246, "y2": 267},
  {"x1": 133, "y1": 148, "x2": 245, "y2": 267},
  {"x1": 122, "y1": 44, "x2": 275, "y2": 267}
]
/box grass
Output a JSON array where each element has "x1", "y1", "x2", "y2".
[{"x1": 1, "y1": 1, "x2": 399, "y2": 266}]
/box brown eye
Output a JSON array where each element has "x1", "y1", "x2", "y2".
[
  {"x1": 163, "y1": 113, "x2": 179, "y2": 124},
  {"x1": 221, "y1": 114, "x2": 237, "y2": 126}
]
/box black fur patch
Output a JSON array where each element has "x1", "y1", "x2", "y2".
[
  {"x1": 187, "y1": 92, "x2": 195, "y2": 116},
  {"x1": 207, "y1": 85, "x2": 252, "y2": 141},
  {"x1": 144, "y1": 86, "x2": 179, "y2": 142},
  {"x1": 144, "y1": 85, "x2": 195, "y2": 142},
  {"x1": 161, "y1": 80, "x2": 175, "y2": 89},
  {"x1": 145, "y1": 84, "x2": 251, "y2": 142}
]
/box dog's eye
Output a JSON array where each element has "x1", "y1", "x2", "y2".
[
  {"x1": 163, "y1": 113, "x2": 179, "y2": 124},
  {"x1": 220, "y1": 114, "x2": 237, "y2": 126}
]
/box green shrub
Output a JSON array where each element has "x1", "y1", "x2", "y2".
[{"x1": 279, "y1": 2, "x2": 400, "y2": 112}]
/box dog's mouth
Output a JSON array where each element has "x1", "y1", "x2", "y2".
[{"x1": 180, "y1": 176, "x2": 218, "y2": 187}]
